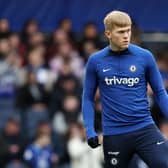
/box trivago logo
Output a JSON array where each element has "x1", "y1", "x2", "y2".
[{"x1": 105, "y1": 76, "x2": 140, "y2": 87}]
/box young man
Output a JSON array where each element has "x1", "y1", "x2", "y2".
[{"x1": 82, "y1": 10, "x2": 168, "y2": 168}]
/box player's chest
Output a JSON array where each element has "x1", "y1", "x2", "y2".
[{"x1": 96, "y1": 56, "x2": 145, "y2": 79}]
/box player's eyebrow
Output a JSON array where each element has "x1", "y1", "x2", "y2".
[{"x1": 117, "y1": 28, "x2": 131, "y2": 33}]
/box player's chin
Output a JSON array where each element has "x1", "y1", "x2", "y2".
[{"x1": 121, "y1": 44, "x2": 129, "y2": 49}]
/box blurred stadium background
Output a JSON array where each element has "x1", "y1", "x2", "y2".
[{"x1": 0, "y1": 0, "x2": 167, "y2": 168}]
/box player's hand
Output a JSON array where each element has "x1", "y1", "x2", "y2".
[{"x1": 87, "y1": 136, "x2": 101, "y2": 148}]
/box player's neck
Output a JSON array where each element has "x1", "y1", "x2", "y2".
[{"x1": 109, "y1": 43, "x2": 128, "y2": 52}]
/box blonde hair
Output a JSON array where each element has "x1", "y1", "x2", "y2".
[{"x1": 104, "y1": 10, "x2": 132, "y2": 31}]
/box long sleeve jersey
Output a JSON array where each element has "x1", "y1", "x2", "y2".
[{"x1": 82, "y1": 44, "x2": 168, "y2": 139}]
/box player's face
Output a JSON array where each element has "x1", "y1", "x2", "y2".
[{"x1": 105, "y1": 25, "x2": 131, "y2": 51}]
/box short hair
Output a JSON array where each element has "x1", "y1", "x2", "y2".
[{"x1": 104, "y1": 10, "x2": 132, "y2": 31}]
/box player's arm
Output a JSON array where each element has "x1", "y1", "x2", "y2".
[
  {"x1": 82, "y1": 56, "x2": 100, "y2": 148},
  {"x1": 146, "y1": 52, "x2": 168, "y2": 118}
]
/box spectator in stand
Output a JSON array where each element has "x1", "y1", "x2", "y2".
[
  {"x1": 8, "y1": 33, "x2": 26, "y2": 59},
  {"x1": 26, "y1": 46, "x2": 55, "y2": 88},
  {"x1": 49, "y1": 71, "x2": 82, "y2": 118},
  {"x1": 16, "y1": 71, "x2": 49, "y2": 110},
  {"x1": 67, "y1": 122, "x2": 103, "y2": 168},
  {"x1": 47, "y1": 29, "x2": 70, "y2": 60},
  {"x1": 0, "y1": 48, "x2": 25, "y2": 129},
  {"x1": 53, "y1": 95, "x2": 81, "y2": 135},
  {"x1": 49, "y1": 40, "x2": 84, "y2": 79},
  {"x1": 0, "y1": 18, "x2": 11, "y2": 39},
  {"x1": 16, "y1": 71, "x2": 50, "y2": 138},
  {"x1": 27, "y1": 31, "x2": 46, "y2": 51},
  {"x1": 53, "y1": 29, "x2": 70, "y2": 44},
  {"x1": 5, "y1": 50, "x2": 27, "y2": 86},
  {"x1": 8, "y1": 33, "x2": 27, "y2": 67},
  {"x1": 81, "y1": 40, "x2": 98, "y2": 62},
  {"x1": 21, "y1": 19, "x2": 39, "y2": 45},
  {"x1": 79, "y1": 22, "x2": 103, "y2": 51},
  {"x1": 36, "y1": 121, "x2": 70, "y2": 168},
  {"x1": 58, "y1": 18, "x2": 76, "y2": 43},
  {"x1": 24, "y1": 126, "x2": 58, "y2": 168},
  {"x1": 0, "y1": 118, "x2": 25, "y2": 167},
  {"x1": 130, "y1": 22, "x2": 143, "y2": 47},
  {"x1": 0, "y1": 38, "x2": 10, "y2": 60}
]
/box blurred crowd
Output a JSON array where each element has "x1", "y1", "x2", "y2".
[{"x1": 0, "y1": 17, "x2": 167, "y2": 168}]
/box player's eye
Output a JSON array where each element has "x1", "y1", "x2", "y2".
[
  {"x1": 127, "y1": 29, "x2": 131, "y2": 33},
  {"x1": 118, "y1": 31, "x2": 125, "y2": 33}
]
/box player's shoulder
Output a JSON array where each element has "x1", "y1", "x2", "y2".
[
  {"x1": 129, "y1": 44, "x2": 152, "y2": 56},
  {"x1": 129, "y1": 44, "x2": 155, "y2": 65},
  {"x1": 88, "y1": 46, "x2": 110, "y2": 62}
]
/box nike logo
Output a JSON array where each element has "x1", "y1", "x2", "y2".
[
  {"x1": 103, "y1": 68, "x2": 111, "y2": 72},
  {"x1": 157, "y1": 141, "x2": 165, "y2": 145}
]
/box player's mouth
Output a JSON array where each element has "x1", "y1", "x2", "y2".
[{"x1": 122, "y1": 41, "x2": 129, "y2": 45}]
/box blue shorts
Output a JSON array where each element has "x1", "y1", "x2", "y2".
[{"x1": 103, "y1": 124, "x2": 168, "y2": 168}]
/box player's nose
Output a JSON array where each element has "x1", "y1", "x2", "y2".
[{"x1": 123, "y1": 32, "x2": 129, "y2": 38}]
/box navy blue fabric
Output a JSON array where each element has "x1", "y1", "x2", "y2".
[
  {"x1": 103, "y1": 124, "x2": 168, "y2": 168},
  {"x1": 0, "y1": 0, "x2": 167, "y2": 32}
]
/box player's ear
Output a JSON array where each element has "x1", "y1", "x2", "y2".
[{"x1": 104, "y1": 30, "x2": 111, "y2": 39}]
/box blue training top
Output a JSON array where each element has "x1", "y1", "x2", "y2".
[{"x1": 82, "y1": 44, "x2": 168, "y2": 139}]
